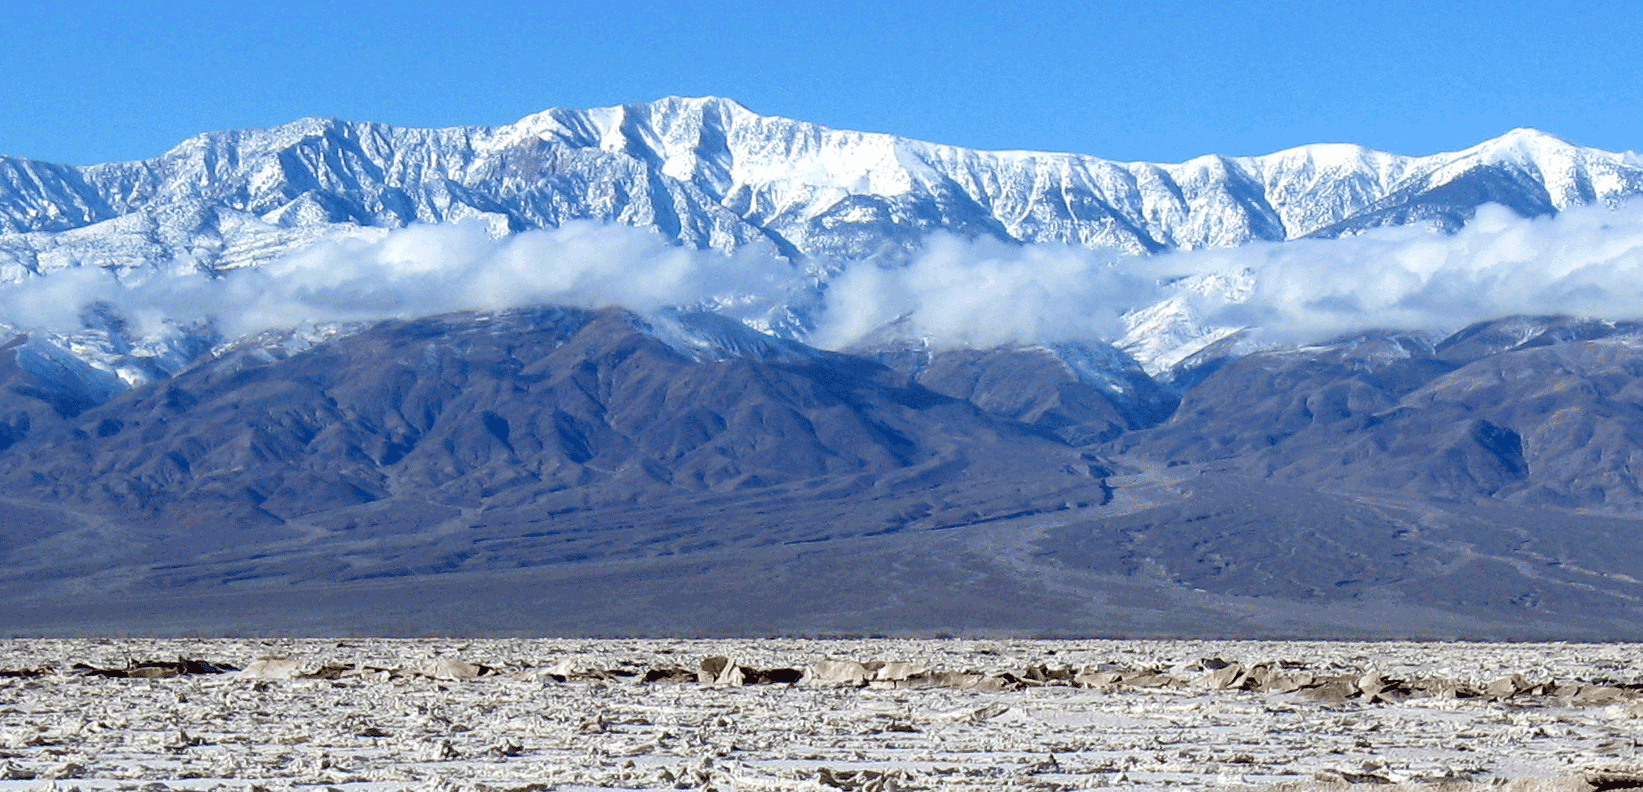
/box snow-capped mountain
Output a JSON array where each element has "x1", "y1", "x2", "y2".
[
  {"x1": 1, "y1": 97, "x2": 1641, "y2": 427},
  {"x1": 2, "y1": 97, "x2": 1639, "y2": 283},
  {"x1": 13, "y1": 100, "x2": 1643, "y2": 638}
]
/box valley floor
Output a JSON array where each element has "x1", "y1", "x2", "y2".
[{"x1": 1, "y1": 639, "x2": 1640, "y2": 791}]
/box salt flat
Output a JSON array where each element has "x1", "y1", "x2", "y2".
[{"x1": 1, "y1": 639, "x2": 1641, "y2": 791}]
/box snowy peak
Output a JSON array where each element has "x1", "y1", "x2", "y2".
[
  {"x1": 1465, "y1": 127, "x2": 1575, "y2": 162},
  {"x1": 1, "y1": 97, "x2": 1640, "y2": 279},
  {"x1": 1420, "y1": 127, "x2": 1631, "y2": 210}
]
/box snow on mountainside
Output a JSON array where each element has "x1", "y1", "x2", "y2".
[
  {"x1": 2, "y1": 97, "x2": 1640, "y2": 283},
  {"x1": 0, "y1": 97, "x2": 1640, "y2": 408}
]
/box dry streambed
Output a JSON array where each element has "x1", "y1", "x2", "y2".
[{"x1": 1, "y1": 640, "x2": 1642, "y2": 791}]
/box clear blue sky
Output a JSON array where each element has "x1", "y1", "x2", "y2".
[{"x1": 4, "y1": 0, "x2": 1639, "y2": 166}]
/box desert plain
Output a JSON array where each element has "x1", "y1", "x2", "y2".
[{"x1": 1, "y1": 639, "x2": 1642, "y2": 791}]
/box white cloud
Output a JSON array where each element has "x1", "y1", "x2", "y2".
[
  {"x1": 3, "y1": 202, "x2": 1643, "y2": 362},
  {"x1": 813, "y1": 201, "x2": 1643, "y2": 351},
  {"x1": 809, "y1": 233, "x2": 1155, "y2": 349},
  {"x1": 0, "y1": 220, "x2": 803, "y2": 338},
  {"x1": 1173, "y1": 202, "x2": 1643, "y2": 343}
]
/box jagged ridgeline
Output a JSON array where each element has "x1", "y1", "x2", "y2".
[
  {"x1": 5, "y1": 96, "x2": 1640, "y2": 270},
  {"x1": 3, "y1": 98, "x2": 1643, "y2": 638}
]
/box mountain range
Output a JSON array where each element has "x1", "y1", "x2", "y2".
[
  {"x1": 5, "y1": 96, "x2": 1641, "y2": 276},
  {"x1": 2, "y1": 98, "x2": 1642, "y2": 638}
]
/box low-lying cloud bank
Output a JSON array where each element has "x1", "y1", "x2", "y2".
[
  {"x1": 813, "y1": 202, "x2": 1643, "y2": 349},
  {"x1": 809, "y1": 234, "x2": 1155, "y2": 349},
  {"x1": 1180, "y1": 202, "x2": 1643, "y2": 344},
  {"x1": 0, "y1": 221, "x2": 802, "y2": 340},
  {"x1": 2, "y1": 202, "x2": 1642, "y2": 356}
]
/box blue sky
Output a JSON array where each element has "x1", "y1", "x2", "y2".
[{"x1": 4, "y1": 0, "x2": 1639, "y2": 166}]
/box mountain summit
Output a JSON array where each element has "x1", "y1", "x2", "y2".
[{"x1": 2, "y1": 97, "x2": 1638, "y2": 281}]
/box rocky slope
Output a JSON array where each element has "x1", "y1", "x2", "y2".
[
  {"x1": 0, "y1": 306, "x2": 1105, "y2": 526},
  {"x1": 1119, "y1": 316, "x2": 1643, "y2": 510},
  {"x1": 0, "y1": 308, "x2": 1642, "y2": 637}
]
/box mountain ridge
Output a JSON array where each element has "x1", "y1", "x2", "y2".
[
  {"x1": 6, "y1": 306, "x2": 1643, "y2": 638},
  {"x1": 2, "y1": 97, "x2": 1638, "y2": 282}
]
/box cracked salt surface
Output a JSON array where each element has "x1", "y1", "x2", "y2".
[{"x1": 1, "y1": 639, "x2": 1641, "y2": 791}]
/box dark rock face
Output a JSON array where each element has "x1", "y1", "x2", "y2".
[
  {"x1": 1123, "y1": 331, "x2": 1457, "y2": 464},
  {"x1": 5, "y1": 309, "x2": 1643, "y2": 638},
  {"x1": 0, "y1": 307, "x2": 1098, "y2": 527},
  {"x1": 863, "y1": 341, "x2": 1176, "y2": 446},
  {"x1": 1432, "y1": 315, "x2": 1640, "y2": 365},
  {"x1": 1122, "y1": 318, "x2": 1643, "y2": 509},
  {"x1": 0, "y1": 335, "x2": 127, "y2": 452},
  {"x1": 1340, "y1": 335, "x2": 1643, "y2": 507}
]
